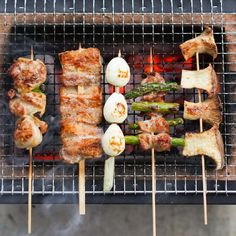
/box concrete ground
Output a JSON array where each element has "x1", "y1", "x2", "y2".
[{"x1": 0, "y1": 204, "x2": 235, "y2": 236}]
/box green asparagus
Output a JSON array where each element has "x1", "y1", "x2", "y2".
[
  {"x1": 131, "y1": 102, "x2": 179, "y2": 114},
  {"x1": 125, "y1": 82, "x2": 180, "y2": 99}
]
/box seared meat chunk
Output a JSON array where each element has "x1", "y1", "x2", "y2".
[
  {"x1": 59, "y1": 48, "x2": 102, "y2": 86},
  {"x1": 8, "y1": 57, "x2": 47, "y2": 93}
]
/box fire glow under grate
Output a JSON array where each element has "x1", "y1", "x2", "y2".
[{"x1": 0, "y1": 0, "x2": 236, "y2": 204}]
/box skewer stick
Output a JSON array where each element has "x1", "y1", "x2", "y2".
[
  {"x1": 28, "y1": 46, "x2": 34, "y2": 234},
  {"x1": 77, "y1": 43, "x2": 86, "y2": 215},
  {"x1": 196, "y1": 52, "x2": 208, "y2": 225},
  {"x1": 149, "y1": 47, "x2": 156, "y2": 236},
  {"x1": 28, "y1": 148, "x2": 33, "y2": 234}
]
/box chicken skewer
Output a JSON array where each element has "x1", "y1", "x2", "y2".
[{"x1": 8, "y1": 46, "x2": 48, "y2": 234}]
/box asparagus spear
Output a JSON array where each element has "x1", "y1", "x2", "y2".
[
  {"x1": 131, "y1": 102, "x2": 179, "y2": 114},
  {"x1": 125, "y1": 135, "x2": 185, "y2": 147},
  {"x1": 125, "y1": 82, "x2": 180, "y2": 99},
  {"x1": 128, "y1": 117, "x2": 184, "y2": 130}
]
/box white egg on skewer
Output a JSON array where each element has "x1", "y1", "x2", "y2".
[
  {"x1": 103, "y1": 92, "x2": 127, "y2": 123},
  {"x1": 102, "y1": 124, "x2": 125, "y2": 156},
  {"x1": 105, "y1": 53, "x2": 130, "y2": 87}
]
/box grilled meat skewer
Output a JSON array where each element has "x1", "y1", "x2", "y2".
[{"x1": 8, "y1": 57, "x2": 47, "y2": 93}]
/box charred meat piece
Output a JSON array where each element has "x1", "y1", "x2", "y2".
[
  {"x1": 184, "y1": 96, "x2": 222, "y2": 126},
  {"x1": 9, "y1": 91, "x2": 46, "y2": 117},
  {"x1": 139, "y1": 132, "x2": 171, "y2": 152},
  {"x1": 141, "y1": 72, "x2": 165, "y2": 84},
  {"x1": 181, "y1": 64, "x2": 220, "y2": 97},
  {"x1": 141, "y1": 72, "x2": 166, "y2": 102},
  {"x1": 8, "y1": 57, "x2": 47, "y2": 93},
  {"x1": 59, "y1": 48, "x2": 102, "y2": 86},
  {"x1": 60, "y1": 121, "x2": 103, "y2": 163},
  {"x1": 183, "y1": 126, "x2": 224, "y2": 170},
  {"x1": 60, "y1": 86, "x2": 102, "y2": 125},
  {"x1": 137, "y1": 116, "x2": 169, "y2": 133},
  {"x1": 180, "y1": 27, "x2": 218, "y2": 61},
  {"x1": 14, "y1": 115, "x2": 47, "y2": 149}
]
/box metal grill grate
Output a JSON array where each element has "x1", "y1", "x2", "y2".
[{"x1": 0, "y1": 0, "x2": 236, "y2": 203}]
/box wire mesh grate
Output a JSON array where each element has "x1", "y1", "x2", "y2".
[{"x1": 0, "y1": 0, "x2": 235, "y2": 203}]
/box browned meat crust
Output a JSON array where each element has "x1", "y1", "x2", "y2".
[
  {"x1": 8, "y1": 57, "x2": 47, "y2": 93},
  {"x1": 59, "y1": 48, "x2": 102, "y2": 86},
  {"x1": 139, "y1": 133, "x2": 171, "y2": 152},
  {"x1": 9, "y1": 92, "x2": 46, "y2": 117},
  {"x1": 137, "y1": 116, "x2": 169, "y2": 133}
]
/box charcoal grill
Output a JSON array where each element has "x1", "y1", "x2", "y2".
[{"x1": 0, "y1": 0, "x2": 236, "y2": 204}]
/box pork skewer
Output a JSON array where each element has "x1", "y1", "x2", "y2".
[{"x1": 59, "y1": 45, "x2": 103, "y2": 215}]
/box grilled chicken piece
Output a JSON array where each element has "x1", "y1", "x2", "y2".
[
  {"x1": 180, "y1": 27, "x2": 218, "y2": 61},
  {"x1": 137, "y1": 116, "x2": 169, "y2": 133},
  {"x1": 8, "y1": 57, "x2": 47, "y2": 93},
  {"x1": 183, "y1": 126, "x2": 224, "y2": 170},
  {"x1": 141, "y1": 72, "x2": 166, "y2": 102},
  {"x1": 60, "y1": 121, "x2": 103, "y2": 163},
  {"x1": 60, "y1": 86, "x2": 102, "y2": 125},
  {"x1": 59, "y1": 48, "x2": 102, "y2": 86},
  {"x1": 181, "y1": 64, "x2": 220, "y2": 97},
  {"x1": 184, "y1": 96, "x2": 222, "y2": 126},
  {"x1": 14, "y1": 115, "x2": 47, "y2": 149},
  {"x1": 139, "y1": 133, "x2": 171, "y2": 152},
  {"x1": 9, "y1": 91, "x2": 46, "y2": 117}
]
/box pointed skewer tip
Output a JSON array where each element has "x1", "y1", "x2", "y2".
[
  {"x1": 118, "y1": 50, "x2": 121, "y2": 57},
  {"x1": 30, "y1": 46, "x2": 34, "y2": 60}
]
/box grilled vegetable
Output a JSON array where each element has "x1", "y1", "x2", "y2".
[
  {"x1": 102, "y1": 124, "x2": 125, "y2": 156},
  {"x1": 125, "y1": 82, "x2": 180, "y2": 99},
  {"x1": 131, "y1": 102, "x2": 179, "y2": 114},
  {"x1": 180, "y1": 26, "x2": 218, "y2": 61},
  {"x1": 184, "y1": 96, "x2": 222, "y2": 126},
  {"x1": 103, "y1": 92, "x2": 127, "y2": 123},
  {"x1": 181, "y1": 64, "x2": 220, "y2": 97},
  {"x1": 128, "y1": 117, "x2": 184, "y2": 131},
  {"x1": 183, "y1": 126, "x2": 224, "y2": 170},
  {"x1": 106, "y1": 55, "x2": 130, "y2": 87}
]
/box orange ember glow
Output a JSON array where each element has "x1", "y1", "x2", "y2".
[
  {"x1": 135, "y1": 54, "x2": 194, "y2": 74},
  {"x1": 109, "y1": 84, "x2": 124, "y2": 94}
]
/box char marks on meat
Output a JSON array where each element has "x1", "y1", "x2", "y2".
[
  {"x1": 59, "y1": 48, "x2": 102, "y2": 86},
  {"x1": 137, "y1": 115, "x2": 169, "y2": 133},
  {"x1": 139, "y1": 133, "x2": 171, "y2": 152},
  {"x1": 59, "y1": 47, "x2": 103, "y2": 162},
  {"x1": 8, "y1": 57, "x2": 47, "y2": 93}
]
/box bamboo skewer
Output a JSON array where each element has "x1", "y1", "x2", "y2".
[
  {"x1": 149, "y1": 48, "x2": 157, "y2": 236},
  {"x1": 196, "y1": 52, "x2": 208, "y2": 225},
  {"x1": 28, "y1": 148, "x2": 33, "y2": 234},
  {"x1": 77, "y1": 43, "x2": 86, "y2": 215},
  {"x1": 28, "y1": 46, "x2": 34, "y2": 234}
]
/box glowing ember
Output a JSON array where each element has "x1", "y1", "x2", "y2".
[{"x1": 129, "y1": 54, "x2": 193, "y2": 74}]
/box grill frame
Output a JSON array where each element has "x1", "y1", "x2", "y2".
[{"x1": 0, "y1": 0, "x2": 236, "y2": 204}]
